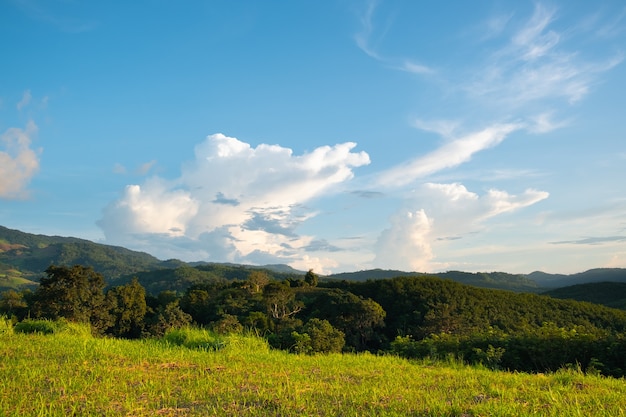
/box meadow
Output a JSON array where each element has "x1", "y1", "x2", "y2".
[{"x1": 1, "y1": 320, "x2": 625, "y2": 416}]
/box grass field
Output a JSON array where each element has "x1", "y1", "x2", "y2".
[{"x1": 1, "y1": 322, "x2": 625, "y2": 416}]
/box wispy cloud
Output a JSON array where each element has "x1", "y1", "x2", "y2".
[
  {"x1": 16, "y1": 90, "x2": 32, "y2": 111},
  {"x1": 12, "y1": 0, "x2": 97, "y2": 33},
  {"x1": 0, "y1": 120, "x2": 40, "y2": 199},
  {"x1": 353, "y1": 0, "x2": 381, "y2": 60},
  {"x1": 551, "y1": 236, "x2": 626, "y2": 245},
  {"x1": 354, "y1": 0, "x2": 434, "y2": 74},
  {"x1": 467, "y1": 4, "x2": 623, "y2": 108},
  {"x1": 376, "y1": 123, "x2": 522, "y2": 188}
]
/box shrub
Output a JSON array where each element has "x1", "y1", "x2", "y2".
[
  {"x1": 14, "y1": 319, "x2": 67, "y2": 335},
  {"x1": 0, "y1": 315, "x2": 13, "y2": 335},
  {"x1": 163, "y1": 327, "x2": 225, "y2": 350}
]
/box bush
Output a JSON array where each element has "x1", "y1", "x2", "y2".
[
  {"x1": 163, "y1": 327, "x2": 225, "y2": 350},
  {"x1": 14, "y1": 319, "x2": 67, "y2": 335},
  {"x1": 0, "y1": 315, "x2": 13, "y2": 335}
]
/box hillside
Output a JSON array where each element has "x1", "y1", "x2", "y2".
[
  {"x1": 543, "y1": 281, "x2": 626, "y2": 310},
  {"x1": 529, "y1": 268, "x2": 626, "y2": 288},
  {"x1": 4, "y1": 327, "x2": 626, "y2": 416},
  {"x1": 0, "y1": 225, "x2": 167, "y2": 289},
  {"x1": 325, "y1": 269, "x2": 541, "y2": 293}
]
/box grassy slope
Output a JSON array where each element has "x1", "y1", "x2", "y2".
[{"x1": 1, "y1": 330, "x2": 625, "y2": 416}]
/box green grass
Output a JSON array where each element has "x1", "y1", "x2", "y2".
[{"x1": 0, "y1": 325, "x2": 625, "y2": 416}]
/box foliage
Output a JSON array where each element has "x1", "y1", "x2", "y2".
[
  {"x1": 105, "y1": 278, "x2": 147, "y2": 338},
  {"x1": 0, "y1": 289, "x2": 29, "y2": 319},
  {"x1": 162, "y1": 326, "x2": 225, "y2": 350},
  {"x1": 31, "y1": 265, "x2": 112, "y2": 333},
  {"x1": 144, "y1": 300, "x2": 192, "y2": 337},
  {"x1": 291, "y1": 318, "x2": 345, "y2": 354},
  {"x1": 0, "y1": 315, "x2": 13, "y2": 335},
  {"x1": 543, "y1": 281, "x2": 626, "y2": 310},
  {"x1": 304, "y1": 269, "x2": 318, "y2": 287}
]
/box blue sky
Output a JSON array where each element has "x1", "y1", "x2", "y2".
[{"x1": 2, "y1": 0, "x2": 626, "y2": 275}]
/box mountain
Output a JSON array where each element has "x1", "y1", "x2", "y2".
[
  {"x1": 529, "y1": 268, "x2": 626, "y2": 288},
  {"x1": 0, "y1": 225, "x2": 305, "y2": 292},
  {"x1": 325, "y1": 269, "x2": 541, "y2": 293},
  {"x1": 2, "y1": 225, "x2": 626, "y2": 296},
  {"x1": 543, "y1": 282, "x2": 626, "y2": 310},
  {"x1": 0, "y1": 225, "x2": 167, "y2": 289}
]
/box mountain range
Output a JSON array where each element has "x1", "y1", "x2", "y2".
[{"x1": 1, "y1": 225, "x2": 626, "y2": 306}]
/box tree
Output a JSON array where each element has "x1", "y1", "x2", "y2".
[
  {"x1": 263, "y1": 281, "x2": 303, "y2": 320},
  {"x1": 301, "y1": 318, "x2": 345, "y2": 353},
  {"x1": 105, "y1": 279, "x2": 147, "y2": 338},
  {"x1": 32, "y1": 264, "x2": 112, "y2": 333},
  {"x1": 0, "y1": 289, "x2": 29, "y2": 319},
  {"x1": 246, "y1": 271, "x2": 270, "y2": 294},
  {"x1": 145, "y1": 301, "x2": 192, "y2": 337},
  {"x1": 306, "y1": 289, "x2": 385, "y2": 350},
  {"x1": 304, "y1": 269, "x2": 319, "y2": 287}
]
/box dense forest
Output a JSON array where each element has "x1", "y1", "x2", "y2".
[{"x1": 3, "y1": 263, "x2": 626, "y2": 378}]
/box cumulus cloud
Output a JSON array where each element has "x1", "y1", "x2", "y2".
[
  {"x1": 373, "y1": 183, "x2": 549, "y2": 271},
  {"x1": 98, "y1": 134, "x2": 369, "y2": 269},
  {"x1": 374, "y1": 209, "x2": 433, "y2": 272},
  {"x1": 0, "y1": 120, "x2": 40, "y2": 199}
]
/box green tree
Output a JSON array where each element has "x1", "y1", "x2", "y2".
[
  {"x1": 32, "y1": 264, "x2": 112, "y2": 333},
  {"x1": 263, "y1": 281, "x2": 303, "y2": 320},
  {"x1": 304, "y1": 269, "x2": 319, "y2": 287},
  {"x1": 0, "y1": 289, "x2": 29, "y2": 319},
  {"x1": 106, "y1": 278, "x2": 147, "y2": 338},
  {"x1": 246, "y1": 270, "x2": 270, "y2": 294},
  {"x1": 307, "y1": 289, "x2": 385, "y2": 350},
  {"x1": 146, "y1": 301, "x2": 193, "y2": 337},
  {"x1": 302, "y1": 318, "x2": 345, "y2": 353}
]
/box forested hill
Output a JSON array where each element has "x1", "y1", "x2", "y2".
[
  {"x1": 0, "y1": 225, "x2": 167, "y2": 287},
  {"x1": 325, "y1": 269, "x2": 541, "y2": 293},
  {"x1": 543, "y1": 282, "x2": 626, "y2": 310},
  {"x1": 529, "y1": 268, "x2": 626, "y2": 288},
  {"x1": 2, "y1": 225, "x2": 626, "y2": 296}
]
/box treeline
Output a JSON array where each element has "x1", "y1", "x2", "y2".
[{"x1": 3, "y1": 264, "x2": 626, "y2": 377}]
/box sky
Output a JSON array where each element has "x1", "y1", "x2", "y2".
[{"x1": 2, "y1": 0, "x2": 626, "y2": 275}]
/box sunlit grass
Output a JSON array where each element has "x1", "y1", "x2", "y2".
[{"x1": 1, "y1": 325, "x2": 625, "y2": 416}]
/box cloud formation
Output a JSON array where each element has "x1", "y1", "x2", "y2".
[
  {"x1": 376, "y1": 123, "x2": 522, "y2": 188},
  {"x1": 373, "y1": 183, "x2": 549, "y2": 272},
  {"x1": 99, "y1": 134, "x2": 369, "y2": 272},
  {"x1": 0, "y1": 121, "x2": 40, "y2": 199}
]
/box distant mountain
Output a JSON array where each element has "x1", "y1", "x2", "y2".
[
  {"x1": 543, "y1": 282, "x2": 626, "y2": 310},
  {"x1": 2, "y1": 225, "x2": 626, "y2": 296},
  {"x1": 0, "y1": 225, "x2": 167, "y2": 289},
  {"x1": 325, "y1": 269, "x2": 541, "y2": 293},
  {"x1": 0, "y1": 225, "x2": 304, "y2": 292},
  {"x1": 529, "y1": 268, "x2": 626, "y2": 288}
]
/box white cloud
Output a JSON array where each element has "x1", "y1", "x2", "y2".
[
  {"x1": 373, "y1": 182, "x2": 549, "y2": 272},
  {"x1": 467, "y1": 4, "x2": 623, "y2": 108},
  {"x1": 376, "y1": 123, "x2": 522, "y2": 188},
  {"x1": 98, "y1": 133, "x2": 370, "y2": 268},
  {"x1": 400, "y1": 60, "x2": 434, "y2": 75},
  {"x1": 0, "y1": 120, "x2": 40, "y2": 199},
  {"x1": 374, "y1": 209, "x2": 433, "y2": 272}
]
